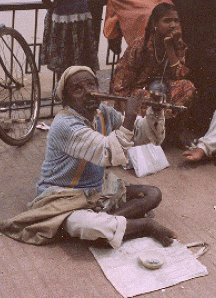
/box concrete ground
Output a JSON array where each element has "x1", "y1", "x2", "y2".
[{"x1": 0, "y1": 69, "x2": 216, "y2": 298}]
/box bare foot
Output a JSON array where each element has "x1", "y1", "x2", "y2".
[
  {"x1": 140, "y1": 218, "x2": 176, "y2": 247},
  {"x1": 182, "y1": 148, "x2": 206, "y2": 161}
]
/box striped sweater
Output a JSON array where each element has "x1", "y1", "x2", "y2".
[{"x1": 36, "y1": 104, "x2": 165, "y2": 195}]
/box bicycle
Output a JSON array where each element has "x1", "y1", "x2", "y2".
[{"x1": 0, "y1": 24, "x2": 41, "y2": 146}]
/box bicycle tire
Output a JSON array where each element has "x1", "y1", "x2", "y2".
[{"x1": 0, "y1": 26, "x2": 41, "y2": 146}]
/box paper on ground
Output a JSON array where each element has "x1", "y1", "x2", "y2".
[
  {"x1": 90, "y1": 238, "x2": 208, "y2": 298},
  {"x1": 36, "y1": 122, "x2": 50, "y2": 131}
]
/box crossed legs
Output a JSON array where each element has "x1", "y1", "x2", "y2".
[
  {"x1": 113, "y1": 185, "x2": 162, "y2": 219},
  {"x1": 64, "y1": 184, "x2": 175, "y2": 248},
  {"x1": 113, "y1": 185, "x2": 175, "y2": 247}
]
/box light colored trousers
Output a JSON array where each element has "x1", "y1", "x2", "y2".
[{"x1": 64, "y1": 210, "x2": 126, "y2": 249}]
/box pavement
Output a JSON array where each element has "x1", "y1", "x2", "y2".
[{"x1": 0, "y1": 69, "x2": 216, "y2": 298}]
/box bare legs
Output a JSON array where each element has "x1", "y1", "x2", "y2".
[
  {"x1": 112, "y1": 185, "x2": 175, "y2": 247},
  {"x1": 124, "y1": 218, "x2": 175, "y2": 247},
  {"x1": 114, "y1": 185, "x2": 161, "y2": 219}
]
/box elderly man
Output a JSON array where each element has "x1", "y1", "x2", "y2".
[{"x1": 0, "y1": 66, "x2": 175, "y2": 248}]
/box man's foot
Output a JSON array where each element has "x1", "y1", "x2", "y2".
[
  {"x1": 125, "y1": 218, "x2": 176, "y2": 246},
  {"x1": 144, "y1": 218, "x2": 176, "y2": 247},
  {"x1": 182, "y1": 148, "x2": 206, "y2": 161}
]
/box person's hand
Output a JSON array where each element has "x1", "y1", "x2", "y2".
[
  {"x1": 182, "y1": 148, "x2": 206, "y2": 162},
  {"x1": 164, "y1": 28, "x2": 183, "y2": 48},
  {"x1": 123, "y1": 90, "x2": 144, "y2": 131},
  {"x1": 172, "y1": 28, "x2": 182, "y2": 40},
  {"x1": 172, "y1": 29, "x2": 184, "y2": 48},
  {"x1": 164, "y1": 35, "x2": 173, "y2": 47}
]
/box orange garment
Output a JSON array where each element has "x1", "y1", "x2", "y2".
[{"x1": 104, "y1": 0, "x2": 173, "y2": 46}]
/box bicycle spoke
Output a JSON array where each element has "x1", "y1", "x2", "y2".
[{"x1": 0, "y1": 27, "x2": 40, "y2": 145}]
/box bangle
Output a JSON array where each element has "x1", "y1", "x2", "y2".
[{"x1": 170, "y1": 60, "x2": 180, "y2": 68}]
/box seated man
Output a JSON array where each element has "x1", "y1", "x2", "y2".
[
  {"x1": 0, "y1": 66, "x2": 175, "y2": 249},
  {"x1": 183, "y1": 110, "x2": 216, "y2": 161}
]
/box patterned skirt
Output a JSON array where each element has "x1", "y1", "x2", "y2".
[{"x1": 41, "y1": 9, "x2": 99, "y2": 74}]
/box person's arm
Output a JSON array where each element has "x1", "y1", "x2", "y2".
[
  {"x1": 98, "y1": 93, "x2": 165, "y2": 147},
  {"x1": 64, "y1": 96, "x2": 142, "y2": 168},
  {"x1": 164, "y1": 30, "x2": 189, "y2": 79},
  {"x1": 103, "y1": 0, "x2": 122, "y2": 40},
  {"x1": 63, "y1": 121, "x2": 129, "y2": 167},
  {"x1": 196, "y1": 110, "x2": 216, "y2": 157}
]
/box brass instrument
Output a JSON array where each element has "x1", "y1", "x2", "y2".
[{"x1": 88, "y1": 92, "x2": 187, "y2": 112}]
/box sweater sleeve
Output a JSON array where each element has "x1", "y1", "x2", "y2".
[
  {"x1": 64, "y1": 120, "x2": 134, "y2": 167},
  {"x1": 197, "y1": 110, "x2": 216, "y2": 157}
]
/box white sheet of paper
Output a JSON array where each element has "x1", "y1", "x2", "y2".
[{"x1": 90, "y1": 238, "x2": 208, "y2": 298}]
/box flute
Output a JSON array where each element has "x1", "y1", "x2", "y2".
[{"x1": 88, "y1": 92, "x2": 187, "y2": 112}]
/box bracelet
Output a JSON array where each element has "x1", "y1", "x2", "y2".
[{"x1": 170, "y1": 60, "x2": 180, "y2": 68}]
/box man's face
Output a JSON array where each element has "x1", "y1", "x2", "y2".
[
  {"x1": 155, "y1": 10, "x2": 181, "y2": 37},
  {"x1": 64, "y1": 71, "x2": 99, "y2": 118}
]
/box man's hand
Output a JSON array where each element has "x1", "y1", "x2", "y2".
[
  {"x1": 182, "y1": 148, "x2": 206, "y2": 162},
  {"x1": 123, "y1": 90, "x2": 144, "y2": 131}
]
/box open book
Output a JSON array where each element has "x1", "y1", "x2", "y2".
[{"x1": 128, "y1": 143, "x2": 170, "y2": 177}]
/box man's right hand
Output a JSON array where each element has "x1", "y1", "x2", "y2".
[{"x1": 123, "y1": 90, "x2": 144, "y2": 131}]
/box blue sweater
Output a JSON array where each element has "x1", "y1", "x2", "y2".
[{"x1": 37, "y1": 104, "x2": 122, "y2": 195}]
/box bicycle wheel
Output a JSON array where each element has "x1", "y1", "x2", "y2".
[{"x1": 0, "y1": 26, "x2": 40, "y2": 146}]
